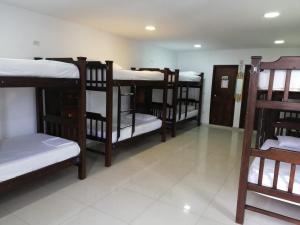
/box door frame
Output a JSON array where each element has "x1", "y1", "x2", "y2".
[{"x1": 209, "y1": 65, "x2": 239, "y2": 127}]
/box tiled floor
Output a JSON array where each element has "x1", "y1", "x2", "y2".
[{"x1": 0, "y1": 124, "x2": 299, "y2": 225}]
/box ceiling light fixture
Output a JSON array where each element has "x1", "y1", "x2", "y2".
[
  {"x1": 145, "y1": 25, "x2": 156, "y2": 31},
  {"x1": 274, "y1": 40, "x2": 285, "y2": 44},
  {"x1": 194, "y1": 44, "x2": 202, "y2": 48},
  {"x1": 264, "y1": 11, "x2": 280, "y2": 18}
]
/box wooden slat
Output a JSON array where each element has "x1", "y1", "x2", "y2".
[
  {"x1": 260, "y1": 56, "x2": 300, "y2": 70},
  {"x1": 256, "y1": 100, "x2": 300, "y2": 111},
  {"x1": 288, "y1": 164, "x2": 296, "y2": 193},
  {"x1": 283, "y1": 70, "x2": 292, "y2": 101},
  {"x1": 267, "y1": 70, "x2": 275, "y2": 100},
  {"x1": 250, "y1": 148, "x2": 300, "y2": 164},
  {"x1": 245, "y1": 205, "x2": 300, "y2": 224},
  {"x1": 258, "y1": 158, "x2": 265, "y2": 185},
  {"x1": 248, "y1": 183, "x2": 300, "y2": 203},
  {"x1": 273, "y1": 161, "x2": 280, "y2": 189}
]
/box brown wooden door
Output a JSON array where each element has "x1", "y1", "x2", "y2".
[
  {"x1": 239, "y1": 65, "x2": 251, "y2": 128},
  {"x1": 210, "y1": 65, "x2": 238, "y2": 127}
]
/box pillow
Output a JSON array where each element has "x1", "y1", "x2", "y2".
[
  {"x1": 277, "y1": 136, "x2": 300, "y2": 151},
  {"x1": 114, "y1": 63, "x2": 123, "y2": 70},
  {"x1": 179, "y1": 71, "x2": 198, "y2": 76},
  {"x1": 125, "y1": 113, "x2": 157, "y2": 122}
]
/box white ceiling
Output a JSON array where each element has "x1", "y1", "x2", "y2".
[{"x1": 2, "y1": 0, "x2": 300, "y2": 50}]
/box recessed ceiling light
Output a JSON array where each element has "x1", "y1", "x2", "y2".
[
  {"x1": 274, "y1": 40, "x2": 285, "y2": 44},
  {"x1": 194, "y1": 44, "x2": 202, "y2": 48},
  {"x1": 145, "y1": 25, "x2": 156, "y2": 31},
  {"x1": 264, "y1": 11, "x2": 280, "y2": 18}
]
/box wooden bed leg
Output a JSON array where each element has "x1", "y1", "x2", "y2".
[
  {"x1": 236, "y1": 187, "x2": 247, "y2": 224},
  {"x1": 161, "y1": 68, "x2": 169, "y2": 142},
  {"x1": 77, "y1": 57, "x2": 87, "y2": 180},
  {"x1": 171, "y1": 124, "x2": 176, "y2": 137},
  {"x1": 105, "y1": 142, "x2": 112, "y2": 167},
  {"x1": 197, "y1": 73, "x2": 204, "y2": 127},
  {"x1": 171, "y1": 69, "x2": 179, "y2": 138},
  {"x1": 236, "y1": 57, "x2": 261, "y2": 224},
  {"x1": 105, "y1": 60, "x2": 113, "y2": 167},
  {"x1": 78, "y1": 161, "x2": 86, "y2": 180}
]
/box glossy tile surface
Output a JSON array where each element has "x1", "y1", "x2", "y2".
[{"x1": 0, "y1": 124, "x2": 299, "y2": 225}]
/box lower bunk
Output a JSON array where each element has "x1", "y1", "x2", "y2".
[
  {"x1": 87, "y1": 113, "x2": 162, "y2": 144},
  {"x1": 248, "y1": 139, "x2": 300, "y2": 196},
  {"x1": 0, "y1": 133, "x2": 81, "y2": 193}
]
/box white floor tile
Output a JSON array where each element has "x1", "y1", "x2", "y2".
[
  {"x1": 61, "y1": 207, "x2": 127, "y2": 225},
  {"x1": 131, "y1": 201, "x2": 199, "y2": 225},
  {"x1": 92, "y1": 188, "x2": 154, "y2": 223},
  {"x1": 13, "y1": 192, "x2": 85, "y2": 225},
  {"x1": 0, "y1": 125, "x2": 296, "y2": 225}
]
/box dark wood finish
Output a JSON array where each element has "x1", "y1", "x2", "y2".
[
  {"x1": 86, "y1": 63, "x2": 169, "y2": 166},
  {"x1": 239, "y1": 65, "x2": 251, "y2": 128},
  {"x1": 0, "y1": 57, "x2": 87, "y2": 193},
  {"x1": 133, "y1": 68, "x2": 203, "y2": 137},
  {"x1": 245, "y1": 205, "x2": 300, "y2": 224},
  {"x1": 210, "y1": 65, "x2": 238, "y2": 127},
  {"x1": 236, "y1": 56, "x2": 300, "y2": 224}
]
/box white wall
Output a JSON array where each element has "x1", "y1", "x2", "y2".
[
  {"x1": 177, "y1": 48, "x2": 300, "y2": 127},
  {"x1": 0, "y1": 3, "x2": 176, "y2": 139}
]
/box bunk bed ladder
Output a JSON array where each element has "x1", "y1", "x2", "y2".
[{"x1": 117, "y1": 84, "x2": 136, "y2": 141}]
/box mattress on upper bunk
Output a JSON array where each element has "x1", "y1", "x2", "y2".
[
  {"x1": 0, "y1": 133, "x2": 80, "y2": 182},
  {"x1": 0, "y1": 58, "x2": 79, "y2": 78},
  {"x1": 248, "y1": 139, "x2": 300, "y2": 195},
  {"x1": 114, "y1": 69, "x2": 164, "y2": 81},
  {"x1": 259, "y1": 70, "x2": 300, "y2": 92},
  {"x1": 179, "y1": 71, "x2": 201, "y2": 82},
  {"x1": 88, "y1": 113, "x2": 162, "y2": 143}
]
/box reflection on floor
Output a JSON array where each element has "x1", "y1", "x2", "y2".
[{"x1": 0, "y1": 124, "x2": 299, "y2": 225}]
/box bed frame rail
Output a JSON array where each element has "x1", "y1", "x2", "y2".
[
  {"x1": 236, "y1": 56, "x2": 300, "y2": 224},
  {"x1": 86, "y1": 61, "x2": 112, "y2": 91},
  {"x1": 86, "y1": 112, "x2": 107, "y2": 142}
]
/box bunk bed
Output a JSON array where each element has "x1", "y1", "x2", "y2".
[
  {"x1": 85, "y1": 61, "x2": 171, "y2": 167},
  {"x1": 0, "y1": 57, "x2": 86, "y2": 193},
  {"x1": 132, "y1": 68, "x2": 203, "y2": 137},
  {"x1": 236, "y1": 56, "x2": 300, "y2": 224}
]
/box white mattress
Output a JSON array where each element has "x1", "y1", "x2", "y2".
[
  {"x1": 248, "y1": 139, "x2": 300, "y2": 195},
  {"x1": 0, "y1": 133, "x2": 80, "y2": 182},
  {"x1": 0, "y1": 58, "x2": 79, "y2": 78},
  {"x1": 114, "y1": 69, "x2": 164, "y2": 81},
  {"x1": 258, "y1": 70, "x2": 300, "y2": 92},
  {"x1": 179, "y1": 71, "x2": 201, "y2": 82},
  {"x1": 168, "y1": 105, "x2": 199, "y2": 121},
  {"x1": 88, "y1": 115, "x2": 162, "y2": 143}
]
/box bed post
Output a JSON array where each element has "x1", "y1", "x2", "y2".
[
  {"x1": 105, "y1": 61, "x2": 113, "y2": 167},
  {"x1": 36, "y1": 88, "x2": 44, "y2": 133},
  {"x1": 77, "y1": 57, "x2": 87, "y2": 180},
  {"x1": 161, "y1": 68, "x2": 169, "y2": 142},
  {"x1": 236, "y1": 56, "x2": 261, "y2": 224},
  {"x1": 171, "y1": 69, "x2": 179, "y2": 137},
  {"x1": 197, "y1": 73, "x2": 204, "y2": 126}
]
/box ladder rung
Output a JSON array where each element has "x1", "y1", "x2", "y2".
[
  {"x1": 121, "y1": 109, "x2": 135, "y2": 113},
  {"x1": 121, "y1": 93, "x2": 134, "y2": 96},
  {"x1": 121, "y1": 125, "x2": 133, "y2": 129}
]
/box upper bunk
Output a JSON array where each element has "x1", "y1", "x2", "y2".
[
  {"x1": 252, "y1": 56, "x2": 300, "y2": 112},
  {"x1": 132, "y1": 67, "x2": 203, "y2": 87},
  {"x1": 86, "y1": 61, "x2": 170, "y2": 90},
  {"x1": 0, "y1": 57, "x2": 86, "y2": 88}
]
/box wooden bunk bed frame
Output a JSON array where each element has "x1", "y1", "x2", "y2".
[
  {"x1": 85, "y1": 61, "x2": 171, "y2": 167},
  {"x1": 236, "y1": 56, "x2": 300, "y2": 224},
  {"x1": 0, "y1": 57, "x2": 87, "y2": 193},
  {"x1": 132, "y1": 68, "x2": 204, "y2": 137}
]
